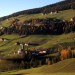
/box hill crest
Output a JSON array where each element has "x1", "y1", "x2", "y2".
[{"x1": 0, "y1": 0, "x2": 75, "y2": 21}]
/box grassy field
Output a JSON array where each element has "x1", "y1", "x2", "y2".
[
  {"x1": 0, "y1": 32, "x2": 75, "y2": 56},
  {"x1": 1, "y1": 58, "x2": 75, "y2": 75},
  {"x1": 0, "y1": 9, "x2": 75, "y2": 56},
  {"x1": 0, "y1": 9, "x2": 75, "y2": 27},
  {"x1": 0, "y1": 9, "x2": 75, "y2": 74}
]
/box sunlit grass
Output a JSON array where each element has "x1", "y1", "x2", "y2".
[
  {"x1": 0, "y1": 32, "x2": 75, "y2": 56},
  {"x1": 1, "y1": 58, "x2": 75, "y2": 75},
  {"x1": 1, "y1": 9, "x2": 75, "y2": 27}
]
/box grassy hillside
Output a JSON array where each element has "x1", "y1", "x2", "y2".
[
  {"x1": 0, "y1": 32, "x2": 75, "y2": 56},
  {"x1": 0, "y1": 0, "x2": 75, "y2": 21},
  {"x1": 0, "y1": 1, "x2": 75, "y2": 74},
  {"x1": 1, "y1": 58, "x2": 75, "y2": 75},
  {"x1": 0, "y1": 9, "x2": 75, "y2": 27},
  {"x1": 0, "y1": 10, "x2": 74, "y2": 56}
]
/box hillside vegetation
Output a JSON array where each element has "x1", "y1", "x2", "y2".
[
  {"x1": 0, "y1": 32, "x2": 75, "y2": 56},
  {"x1": 0, "y1": 9, "x2": 75, "y2": 27},
  {"x1": 0, "y1": 0, "x2": 74, "y2": 60},
  {"x1": 0, "y1": 0, "x2": 75, "y2": 74},
  {"x1": 0, "y1": 0, "x2": 75, "y2": 21},
  {"x1": 1, "y1": 58, "x2": 75, "y2": 75}
]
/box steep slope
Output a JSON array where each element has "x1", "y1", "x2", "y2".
[{"x1": 1, "y1": 9, "x2": 75, "y2": 27}]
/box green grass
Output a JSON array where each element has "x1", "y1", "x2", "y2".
[
  {"x1": 0, "y1": 9, "x2": 75, "y2": 27},
  {"x1": 0, "y1": 34, "x2": 20, "y2": 39},
  {"x1": 0, "y1": 9, "x2": 75, "y2": 75},
  {"x1": 1, "y1": 58, "x2": 75, "y2": 75},
  {"x1": 14, "y1": 9, "x2": 75, "y2": 21},
  {"x1": 0, "y1": 32, "x2": 75, "y2": 56}
]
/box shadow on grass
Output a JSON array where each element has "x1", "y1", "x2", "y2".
[{"x1": 13, "y1": 74, "x2": 23, "y2": 75}]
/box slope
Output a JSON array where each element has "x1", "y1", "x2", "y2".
[
  {"x1": 1, "y1": 58, "x2": 75, "y2": 75},
  {"x1": 1, "y1": 9, "x2": 75, "y2": 27},
  {"x1": 0, "y1": 0, "x2": 75, "y2": 21},
  {"x1": 0, "y1": 32, "x2": 75, "y2": 56}
]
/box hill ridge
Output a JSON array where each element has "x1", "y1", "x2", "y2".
[{"x1": 0, "y1": 0, "x2": 75, "y2": 21}]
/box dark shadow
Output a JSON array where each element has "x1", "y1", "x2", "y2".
[{"x1": 13, "y1": 74, "x2": 23, "y2": 75}]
